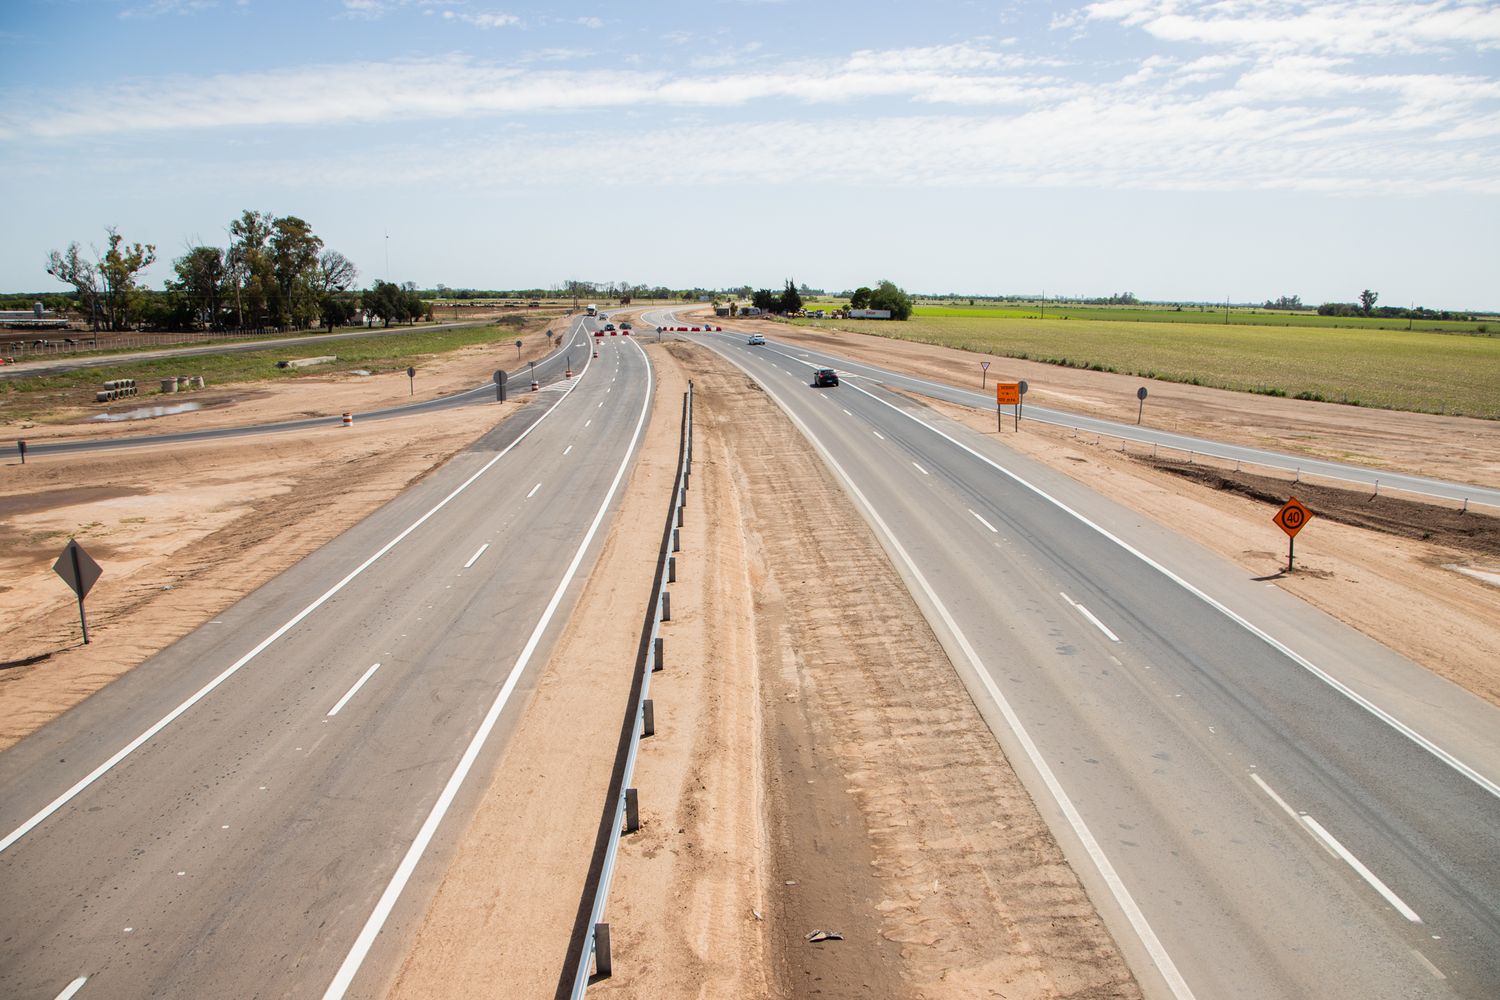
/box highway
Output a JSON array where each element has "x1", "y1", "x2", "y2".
[
  {"x1": 669, "y1": 316, "x2": 1500, "y2": 1000},
  {"x1": 0, "y1": 325, "x2": 651, "y2": 999},
  {"x1": 16, "y1": 319, "x2": 596, "y2": 457},
  {"x1": 691, "y1": 325, "x2": 1500, "y2": 509}
]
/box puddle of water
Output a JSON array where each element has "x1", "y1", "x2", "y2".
[{"x1": 91, "y1": 401, "x2": 203, "y2": 422}]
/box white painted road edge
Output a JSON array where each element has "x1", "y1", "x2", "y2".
[
  {"x1": 320, "y1": 336, "x2": 654, "y2": 1000},
  {"x1": 53, "y1": 976, "x2": 87, "y2": 1000},
  {"x1": 740, "y1": 357, "x2": 1199, "y2": 1000},
  {"x1": 0, "y1": 321, "x2": 597, "y2": 857},
  {"x1": 463, "y1": 543, "x2": 489, "y2": 569}
]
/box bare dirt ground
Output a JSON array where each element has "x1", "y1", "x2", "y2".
[{"x1": 2, "y1": 308, "x2": 1497, "y2": 998}]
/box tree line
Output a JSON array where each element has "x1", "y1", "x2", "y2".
[{"x1": 43, "y1": 214, "x2": 433, "y2": 334}]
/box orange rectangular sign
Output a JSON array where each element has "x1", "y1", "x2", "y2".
[{"x1": 996, "y1": 383, "x2": 1020, "y2": 405}]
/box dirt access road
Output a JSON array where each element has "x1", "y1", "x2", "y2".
[{"x1": 1, "y1": 313, "x2": 1497, "y2": 997}]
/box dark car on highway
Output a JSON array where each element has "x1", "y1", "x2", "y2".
[{"x1": 812, "y1": 368, "x2": 839, "y2": 387}]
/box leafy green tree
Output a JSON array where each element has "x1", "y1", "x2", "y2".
[
  {"x1": 270, "y1": 215, "x2": 323, "y2": 328},
  {"x1": 780, "y1": 278, "x2": 803, "y2": 315},
  {"x1": 1359, "y1": 288, "x2": 1379, "y2": 315},
  {"x1": 228, "y1": 210, "x2": 274, "y2": 329},
  {"x1": 172, "y1": 245, "x2": 228, "y2": 329},
  {"x1": 320, "y1": 293, "x2": 358, "y2": 332},
  {"x1": 849, "y1": 286, "x2": 872, "y2": 309},
  {"x1": 751, "y1": 288, "x2": 779, "y2": 312},
  {"x1": 867, "y1": 279, "x2": 913, "y2": 320},
  {"x1": 364, "y1": 280, "x2": 402, "y2": 326},
  {"x1": 45, "y1": 242, "x2": 102, "y2": 330},
  {"x1": 97, "y1": 227, "x2": 157, "y2": 331}
]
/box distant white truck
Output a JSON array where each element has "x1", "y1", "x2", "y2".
[{"x1": 586, "y1": 304, "x2": 598, "y2": 316}]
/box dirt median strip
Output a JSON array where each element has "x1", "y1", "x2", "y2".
[{"x1": 594, "y1": 342, "x2": 1141, "y2": 999}]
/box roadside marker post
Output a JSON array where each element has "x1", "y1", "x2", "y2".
[
  {"x1": 493, "y1": 369, "x2": 507, "y2": 402},
  {"x1": 16, "y1": 439, "x2": 26, "y2": 465},
  {"x1": 515, "y1": 339, "x2": 523, "y2": 358},
  {"x1": 407, "y1": 366, "x2": 416, "y2": 396},
  {"x1": 53, "y1": 539, "x2": 102, "y2": 645},
  {"x1": 1137, "y1": 386, "x2": 1148, "y2": 425},
  {"x1": 1273, "y1": 496, "x2": 1313, "y2": 572}
]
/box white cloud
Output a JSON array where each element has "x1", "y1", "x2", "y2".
[
  {"x1": 441, "y1": 10, "x2": 519, "y2": 28},
  {"x1": 1083, "y1": 0, "x2": 1500, "y2": 55},
  {"x1": 576, "y1": 16, "x2": 603, "y2": 29}
]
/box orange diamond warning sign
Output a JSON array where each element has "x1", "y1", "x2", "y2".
[{"x1": 1273, "y1": 496, "x2": 1312, "y2": 538}]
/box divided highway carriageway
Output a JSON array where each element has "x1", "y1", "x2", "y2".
[
  {"x1": 0, "y1": 323, "x2": 650, "y2": 999},
  {"x1": 676, "y1": 318, "x2": 1500, "y2": 1000}
]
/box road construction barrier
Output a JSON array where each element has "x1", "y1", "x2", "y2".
[
  {"x1": 568, "y1": 380, "x2": 694, "y2": 996},
  {"x1": 342, "y1": 412, "x2": 352, "y2": 427},
  {"x1": 531, "y1": 379, "x2": 540, "y2": 391}
]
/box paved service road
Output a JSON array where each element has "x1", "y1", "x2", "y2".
[
  {"x1": 673, "y1": 317, "x2": 1500, "y2": 1000},
  {"x1": 0, "y1": 334, "x2": 652, "y2": 999},
  {"x1": 17, "y1": 318, "x2": 599, "y2": 457},
  {"x1": 700, "y1": 324, "x2": 1500, "y2": 509}
]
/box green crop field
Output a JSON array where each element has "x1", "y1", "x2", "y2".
[
  {"x1": 909, "y1": 303, "x2": 1494, "y2": 335},
  {"x1": 790, "y1": 313, "x2": 1500, "y2": 419}
]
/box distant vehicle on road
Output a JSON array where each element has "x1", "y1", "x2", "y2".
[
  {"x1": 603, "y1": 323, "x2": 616, "y2": 332},
  {"x1": 586, "y1": 304, "x2": 598, "y2": 316},
  {"x1": 748, "y1": 334, "x2": 766, "y2": 345},
  {"x1": 620, "y1": 321, "x2": 632, "y2": 331},
  {"x1": 812, "y1": 368, "x2": 839, "y2": 387}
]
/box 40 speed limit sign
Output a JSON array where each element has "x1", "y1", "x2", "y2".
[{"x1": 1273, "y1": 496, "x2": 1312, "y2": 538}]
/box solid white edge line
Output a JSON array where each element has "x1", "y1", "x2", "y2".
[
  {"x1": 873, "y1": 430, "x2": 885, "y2": 440},
  {"x1": 0, "y1": 319, "x2": 597, "y2": 857},
  {"x1": 1077, "y1": 604, "x2": 1121, "y2": 642},
  {"x1": 732, "y1": 356, "x2": 1199, "y2": 1000},
  {"x1": 527, "y1": 482, "x2": 541, "y2": 499},
  {"x1": 54, "y1": 976, "x2": 87, "y2": 1000},
  {"x1": 1249, "y1": 772, "x2": 1303, "y2": 824},
  {"x1": 912, "y1": 461, "x2": 929, "y2": 476},
  {"x1": 563, "y1": 444, "x2": 573, "y2": 456},
  {"x1": 321, "y1": 336, "x2": 654, "y2": 1000},
  {"x1": 327, "y1": 663, "x2": 382, "y2": 718},
  {"x1": 1301, "y1": 815, "x2": 1424, "y2": 923},
  {"x1": 969, "y1": 509, "x2": 998, "y2": 533},
  {"x1": 463, "y1": 543, "x2": 490, "y2": 569},
  {"x1": 819, "y1": 362, "x2": 1500, "y2": 802}
]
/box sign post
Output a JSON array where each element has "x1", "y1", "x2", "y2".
[
  {"x1": 996, "y1": 382, "x2": 1020, "y2": 432},
  {"x1": 980, "y1": 360, "x2": 990, "y2": 389},
  {"x1": 1018, "y1": 380, "x2": 1028, "y2": 423},
  {"x1": 1137, "y1": 386, "x2": 1148, "y2": 425},
  {"x1": 515, "y1": 339, "x2": 523, "y2": 358},
  {"x1": 1273, "y1": 496, "x2": 1313, "y2": 572},
  {"x1": 407, "y1": 366, "x2": 416, "y2": 396},
  {"x1": 17, "y1": 439, "x2": 26, "y2": 465},
  {"x1": 493, "y1": 369, "x2": 508, "y2": 402},
  {"x1": 53, "y1": 539, "x2": 103, "y2": 644}
]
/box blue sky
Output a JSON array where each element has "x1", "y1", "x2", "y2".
[{"x1": 3, "y1": 0, "x2": 1498, "y2": 308}]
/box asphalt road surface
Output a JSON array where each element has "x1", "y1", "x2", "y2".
[
  {"x1": 15, "y1": 319, "x2": 599, "y2": 457},
  {"x1": 687, "y1": 320, "x2": 1500, "y2": 509},
  {"x1": 0, "y1": 332, "x2": 652, "y2": 999},
  {"x1": 673, "y1": 317, "x2": 1500, "y2": 1000}
]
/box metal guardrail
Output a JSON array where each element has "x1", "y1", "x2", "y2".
[{"x1": 560, "y1": 380, "x2": 693, "y2": 999}]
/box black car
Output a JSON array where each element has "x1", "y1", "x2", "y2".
[{"x1": 812, "y1": 368, "x2": 839, "y2": 387}]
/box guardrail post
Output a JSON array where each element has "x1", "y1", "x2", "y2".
[
  {"x1": 653, "y1": 636, "x2": 664, "y2": 673},
  {"x1": 677, "y1": 504, "x2": 684, "y2": 527},
  {"x1": 624, "y1": 788, "x2": 640, "y2": 833},
  {"x1": 593, "y1": 923, "x2": 612, "y2": 978},
  {"x1": 672, "y1": 528, "x2": 680, "y2": 553},
  {"x1": 668, "y1": 555, "x2": 676, "y2": 583},
  {"x1": 661, "y1": 591, "x2": 671, "y2": 622},
  {"x1": 643, "y1": 699, "x2": 655, "y2": 737}
]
